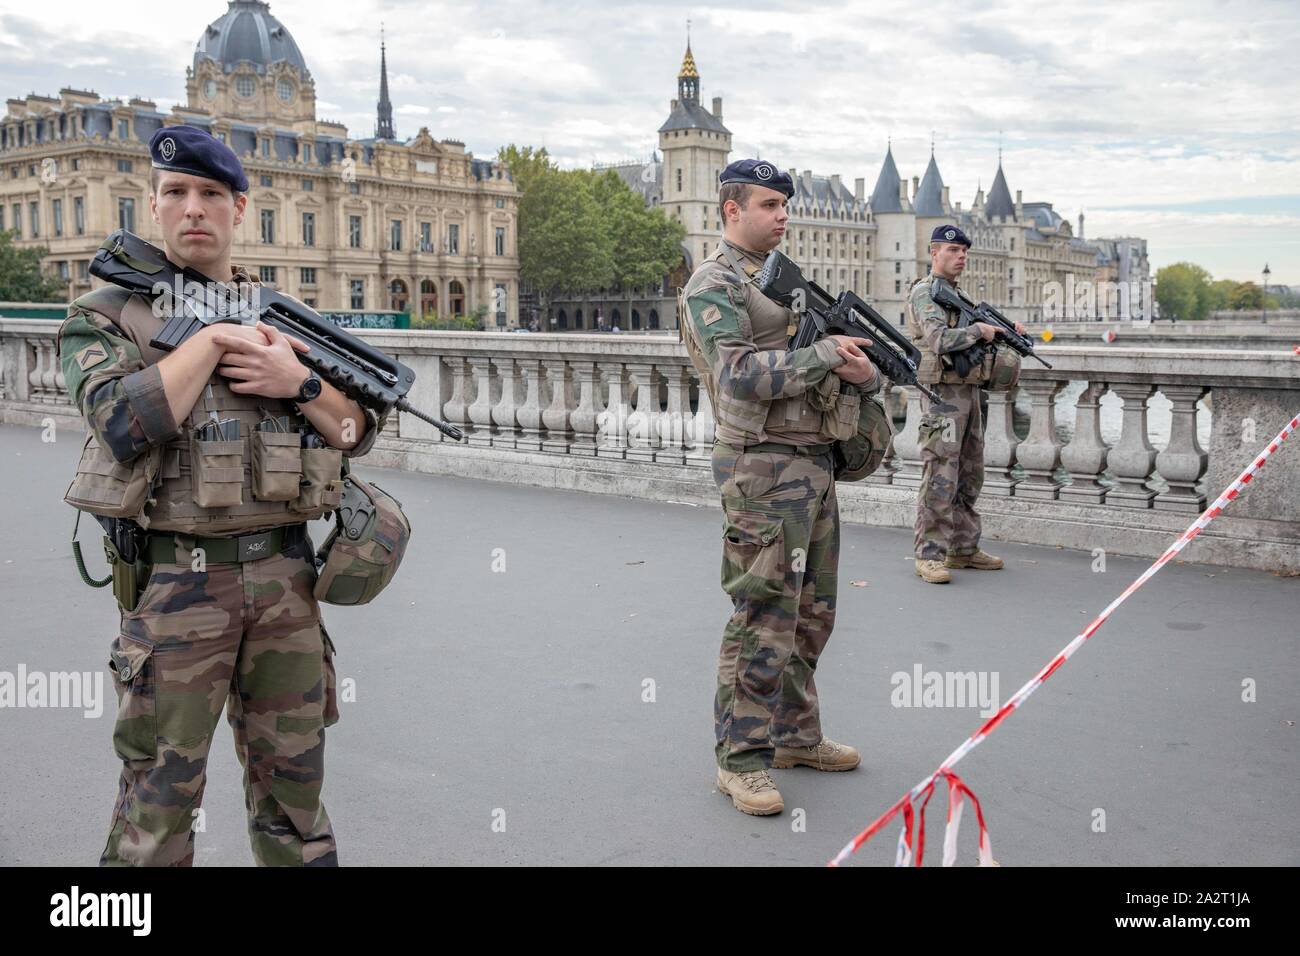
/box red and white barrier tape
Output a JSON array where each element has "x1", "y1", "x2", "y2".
[{"x1": 830, "y1": 411, "x2": 1300, "y2": 867}]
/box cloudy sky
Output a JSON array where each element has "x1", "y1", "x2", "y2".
[{"x1": 2, "y1": 0, "x2": 1297, "y2": 281}]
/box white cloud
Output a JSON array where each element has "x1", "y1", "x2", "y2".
[{"x1": 396, "y1": 104, "x2": 430, "y2": 116}]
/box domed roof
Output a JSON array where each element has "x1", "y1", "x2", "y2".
[{"x1": 194, "y1": 1, "x2": 309, "y2": 77}]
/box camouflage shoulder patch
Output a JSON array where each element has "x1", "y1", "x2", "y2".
[{"x1": 74, "y1": 342, "x2": 111, "y2": 371}]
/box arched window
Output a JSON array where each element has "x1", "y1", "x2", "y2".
[
  {"x1": 556, "y1": 309, "x2": 568, "y2": 329},
  {"x1": 648, "y1": 309, "x2": 659, "y2": 329},
  {"x1": 448, "y1": 279, "x2": 465, "y2": 315},
  {"x1": 419, "y1": 279, "x2": 437, "y2": 316},
  {"x1": 631, "y1": 311, "x2": 641, "y2": 330},
  {"x1": 611, "y1": 308, "x2": 621, "y2": 325},
  {"x1": 574, "y1": 309, "x2": 584, "y2": 329},
  {"x1": 389, "y1": 278, "x2": 409, "y2": 312}
]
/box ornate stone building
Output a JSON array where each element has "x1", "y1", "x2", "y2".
[{"x1": 0, "y1": 0, "x2": 520, "y2": 325}]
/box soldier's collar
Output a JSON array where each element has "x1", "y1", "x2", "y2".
[{"x1": 719, "y1": 239, "x2": 765, "y2": 279}]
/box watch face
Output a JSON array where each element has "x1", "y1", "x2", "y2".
[{"x1": 300, "y1": 374, "x2": 322, "y2": 402}]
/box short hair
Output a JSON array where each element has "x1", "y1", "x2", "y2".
[
  {"x1": 718, "y1": 182, "x2": 752, "y2": 219},
  {"x1": 149, "y1": 167, "x2": 243, "y2": 200}
]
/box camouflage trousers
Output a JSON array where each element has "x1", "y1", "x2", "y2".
[
  {"x1": 101, "y1": 535, "x2": 339, "y2": 867},
  {"x1": 914, "y1": 383, "x2": 985, "y2": 560},
  {"x1": 711, "y1": 442, "x2": 839, "y2": 773}
]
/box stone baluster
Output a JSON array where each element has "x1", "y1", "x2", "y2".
[
  {"x1": 515, "y1": 358, "x2": 545, "y2": 451},
  {"x1": 1060, "y1": 381, "x2": 1110, "y2": 504},
  {"x1": 569, "y1": 360, "x2": 604, "y2": 457},
  {"x1": 1107, "y1": 383, "x2": 1158, "y2": 507},
  {"x1": 1013, "y1": 379, "x2": 1065, "y2": 499},
  {"x1": 1154, "y1": 385, "x2": 1209, "y2": 512},
  {"x1": 39, "y1": 339, "x2": 59, "y2": 402},
  {"x1": 890, "y1": 386, "x2": 925, "y2": 489},
  {"x1": 863, "y1": 381, "x2": 897, "y2": 485},
  {"x1": 490, "y1": 356, "x2": 522, "y2": 449},
  {"x1": 982, "y1": 388, "x2": 1022, "y2": 495},
  {"x1": 441, "y1": 355, "x2": 471, "y2": 440},
  {"x1": 685, "y1": 374, "x2": 715, "y2": 467},
  {"x1": 465, "y1": 356, "x2": 496, "y2": 447},
  {"x1": 541, "y1": 359, "x2": 573, "y2": 454},
  {"x1": 656, "y1": 363, "x2": 692, "y2": 465},
  {"x1": 624, "y1": 361, "x2": 661, "y2": 463},
  {"x1": 596, "y1": 363, "x2": 629, "y2": 459}
]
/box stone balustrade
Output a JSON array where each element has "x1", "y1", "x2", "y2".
[{"x1": 3, "y1": 318, "x2": 1297, "y2": 572}]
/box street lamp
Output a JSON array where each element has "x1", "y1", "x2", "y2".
[{"x1": 1262, "y1": 263, "x2": 1271, "y2": 324}]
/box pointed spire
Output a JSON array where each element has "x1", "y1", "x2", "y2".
[
  {"x1": 677, "y1": 23, "x2": 699, "y2": 103},
  {"x1": 376, "y1": 24, "x2": 395, "y2": 141},
  {"x1": 869, "y1": 142, "x2": 903, "y2": 214},
  {"x1": 985, "y1": 157, "x2": 1015, "y2": 221},
  {"x1": 915, "y1": 148, "x2": 946, "y2": 217}
]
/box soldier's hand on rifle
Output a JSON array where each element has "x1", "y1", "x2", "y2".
[
  {"x1": 829, "y1": 335, "x2": 877, "y2": 385},
  {"x1": 1013, "y1": 321, "x2": 1026, "y2": 335},
  {"x1": 211, "y1": 321, "x2": 312, "y2": 399},
  {"x1": 975, "y1": 322, "x2": 998, "y2": 342}
]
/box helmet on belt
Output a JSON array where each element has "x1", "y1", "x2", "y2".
[
  {"x1": 313, "y1": 473, "x2": 411, "y2": 606},
  {"x1": 833, "y1": 392, "x2": 894, "y2": 482}
]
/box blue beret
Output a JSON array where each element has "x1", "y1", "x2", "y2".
[
  {"x1": 149, "y1": 125, "x2": 248, "y2": 194},
  {"x1": 719, "y1": 159, "x2": 794, "y2": 198},
  {"x1": 930, "y1": 224, "x2": 971, "y2": 248}
]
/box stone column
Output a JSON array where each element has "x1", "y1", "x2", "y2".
[
  {"x1": 490, "y1": 356, "x2": 522, "y2": 449},
  {"x1": 656, "y1": 363, "x2": 692, "y2": 465},
  {"x1": 441, "y1": 355, "x2": 471, "y2": 440},
  {"x1": 515, "y1": 358, "x2": 544, "y2": 451},
  {"x1": 596, "y1": 364, "x2": 629, "y2": 459},
  {"x1": 569, "y1": 360, "x2": 604, "y2": 457},
  {"x1": 1013, "y1": 379, "x2": 1064, "y2": 499},
  {"x1": 863, "y1": 381, "x2": 897, "y2": 486},
  {"x1": 465, "y1": 356, "x2": 495, "y2": 447},
  {"x1": 624, "y1": 361, "x2": 660, "y2": 463},
  {"x1": 1059, "y1": 381, "x2": 1110, "y2": 504},
  {"x1": 541, "y1": 360, "x2": 572, "y2": 454},
  {"x1": 890, "y1": 385, "x2": 925, "y2": 489},
  {"x1": 1154, "y1": 385, "x2": 1208, "y2": 512},
  {"x1": 1107, "y1": 383, "x2": 1158, "y2": 508},
  {"x1": 982, "y1": 388, "x2": 1021, "y2": 495},
  {"x1": 685, "y1": 375, "x2": 715, "y2": 468}
]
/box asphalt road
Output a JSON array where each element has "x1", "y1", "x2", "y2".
[{"x1": 1, "y1": 422, "x2": 1296, "y2": 866}]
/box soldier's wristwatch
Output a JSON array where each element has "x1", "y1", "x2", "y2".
[{"x1": 295, "y1": 371, "x2": 322, "y2": 405}]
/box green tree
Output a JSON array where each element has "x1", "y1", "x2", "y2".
[
  {"x1": 517, "y1": 169, "x2": 613, "y2": 324},
  {"x1": 0, "y1": 230, "x2": 66, "y2": 302},
  {"x1": 1228, "y1": 281, "x2": 1265, "y2": 310},
  {"x1": 1155, "y1": 262, "x2": 1212, "y2": 320},
  {"x1": 496, "y1": 144, "x2": 556, "y2": 195},
  {"x1": 1203, "y1": 278, "x2": 1236, "y2": 315},
  {"x1": 588, "y1": 170, "x2": 685, "y2": 323}
]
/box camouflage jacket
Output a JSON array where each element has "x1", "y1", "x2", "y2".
[
  {"x1": 57, "y1": 265, "x2": 384, "y2": 466},
  {"x1": 906, "y1": 274, "x2": 986, "y2": 385},
  {"x1": 681, "y1": 240, "x2": 856, "y2": 448}
]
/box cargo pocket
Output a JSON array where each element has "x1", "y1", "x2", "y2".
[
  {"x1": 720, "y1": 509, "x2": 786, "y2": 600},
  {"x1": 918, "y1": 414, "x2": 949, "y2": 455},
  {"x1": 321, "y1": 624, "x2": 340, "y2": 728},
  {"x1": 293, "y1": 447, "x2": 344, "y2": 514},
  {"x1": 251, "y1": 430, "x2": 303, "y2": 501},
  {"x1": 108, "y1": 635, "x2": 157, "y2": 768},
  {"x1": 189, "y1": 432, "x2": 244, "y2": 508}
]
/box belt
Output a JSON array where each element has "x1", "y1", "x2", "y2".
[
  {"x1": 145, "y1": 524, "x2": 308, "y2": 565},
  {"x1": 741, "y1": 441, "x2": 834, "y2": 457}
]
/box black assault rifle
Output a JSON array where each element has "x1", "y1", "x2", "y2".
[
  {"x1": 756, "y1": 249, "x2": 940, "y2": 402},
  {"x1": 89, "y1": 230, "x2": 463, "y2": 440},
  {"x1": 929, "y1": 280, "x2": 1052, "y2": 379}
]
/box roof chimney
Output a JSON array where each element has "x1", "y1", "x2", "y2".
[
  {"x1": 855, "y1": 176, "x2": 865, "y2": 201},
  {"x1": 711, "y1": 96, "x2": 722, "y2": 119},
  {"x1": 942, "y1": 185, "x2": 950, "y2": 209},
  {"x1": 831, "y1": 173, "x2": 841, "y2": 193},
  {"x1": 1078, "y1": 211, "x2": 1085, "y2": 239},
  {"x1": 912, "y1": 175, "x2": 920, "y2": 198}
]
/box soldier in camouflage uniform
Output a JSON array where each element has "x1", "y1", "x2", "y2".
[
  {"x1": 681, "y1": 160, "x2": 881, "y2": 816},
  {"x1": 58, "y1": 126, "x2": 382, "y2": 865},
  {"x1": 907, "y1": 225, "x2": 1024, "y2": 584}
]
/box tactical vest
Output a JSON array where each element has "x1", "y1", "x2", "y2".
[
  {"x1": 908, "y1": 277, "x2": 992, "y2": 386},
  {"x1": 63, "y1": 284, "x2": 342, "y2": 535},
  {"x1": 680, "y1": 244, "x2": 851, "y2": 447}
]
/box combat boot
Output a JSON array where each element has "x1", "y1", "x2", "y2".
[
  {"x1": 945, "y1": 549, "x2": 1004, "y2": 570},
  {"x1": 716, "y1": 767, "x2": 784, "y2": 816},
  {"x1": 915, "y1": 559, "x2": 951, "y2": 584},
  {"x1": 773, "y1": 737, "x2": 861, "y2": 772}
]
